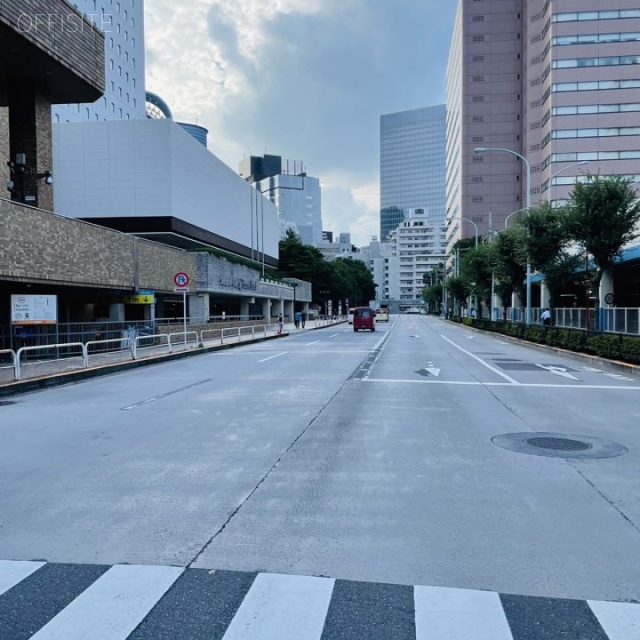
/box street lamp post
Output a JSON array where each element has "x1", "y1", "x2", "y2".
[
  {"x1": 449, "y1": 216, "x2": 478, "y2": 248},
  {"x1": 474, "y1": 147, "x2": 532, "y2": 324},
  {"x1": 548, "y1": 160, "x2": 589, "y2": 185}
]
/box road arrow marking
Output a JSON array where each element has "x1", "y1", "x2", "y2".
[
  {"x1": 536, "y1": 364, "x2": 579, "y2": 380},
  {"x1": 426, "y1": 367, "x2": 441, "y2": 377}
]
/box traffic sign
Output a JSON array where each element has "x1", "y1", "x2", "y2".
[
  {"x1": 174, "y1": 272, "x2": 190, "y2": 287},
  {"x1": 174, "y1": 286, "x2": 190, "y2": 293}
]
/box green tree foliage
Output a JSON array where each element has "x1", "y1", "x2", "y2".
[
  {"x1": 564, "y1": 174, "x2": 640, "y2": 283},
  {"x1": 459, "y1": 243, "x2": 493, "y2": 311},
  {"x1": 490, "y1": 227, "x2": 527, "y2": 305},
  {"x1": 520, "y1": 201, "x2": 581, "y2": 307},
  {"x1": 445, "y1": 277, "x2": 469, "y2": 308},
  {"x1": 422, "y1": 283, "x2": 443, "y2": 311},
  {"x1": 278, "y1": 231, "x2": 375, "y2": 306}
]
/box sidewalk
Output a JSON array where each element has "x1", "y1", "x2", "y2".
[{"x1": 0, "y1": 318, "x2": 345, "y2": 397}]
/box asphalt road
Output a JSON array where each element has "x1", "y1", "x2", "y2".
[{"x1": 1, "y1": 315, "x2": 640, "y2": 638}]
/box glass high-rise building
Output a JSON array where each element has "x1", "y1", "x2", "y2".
[{"x1": 380, "y1": 105, "x2": 447, "y2": 242}]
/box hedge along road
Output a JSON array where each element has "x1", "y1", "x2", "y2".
[{"x1": 0, "y1": 315, "x2": 639, "y2": 605}]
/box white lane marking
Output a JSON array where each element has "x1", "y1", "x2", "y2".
[
  {"x1": 305, "y1": 340, "x2": 320, "y2": 346},
  {"x1": 329, "y1": 333, "x2": 339, "y2": 338},
  {"x1": 414, "y1": 584, "x2": 513, "y2": 640},
  {"x1": 440, "y1": 335, "x2": 520, "y2": 385},
  {"x1": 583, "y1": 366, "x2": 602, "y2": 372},
  {"x1": 258, "y1": 352, "x2": 287, "y2": 363},
  {"x1": 221, "y1": 573, "x2": 334, "y2": 640},
  {"x1": 31, "y1": 564, "x2": 183, "y2": 640},
  {"x1": 364, "y1": 378, "x2": 640, "y2": 389},
  {"x1": 588, "y1": 599, "x2": 640, "y2": 639},
  {"x1": 426, "y1": 368, "x2": 441, "y2": 377},
  {"x1": 0, "y1": 560, "x2": 45, "y2": 596},
  {"x1": 535, "y1": 364, "x2": 580, "y2": 381}
]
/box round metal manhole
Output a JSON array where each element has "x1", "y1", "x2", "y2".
[
  {"x1": 0, "y1": 400, "x2": 17, "y2": 406},
  {"x1": 526, "y1": 437, "x2": 591, "y2": 452},
  {"x1": 492, "y1": 432, "x2": 628, "y2": 459}
]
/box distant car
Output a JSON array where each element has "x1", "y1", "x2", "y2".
[
  {"x1": 353, "y1": 307, "x2": 376, "y2": 332},
  {"x1": 347, "y1": 307, "x2": 355, "y2": 324},
  {"x1": 375, "y1": 308, "x2": 389, "y2": 322},
  {"x1": 405, "y1": 307, "x2": 421, "y2": 314}
]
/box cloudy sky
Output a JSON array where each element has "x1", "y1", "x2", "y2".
[{"x1": 145, "y1": 1, "x2": 458, "y2": 246}]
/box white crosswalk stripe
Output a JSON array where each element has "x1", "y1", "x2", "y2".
[
  {"x1": 221, "y1": 573, "x2": 334, "y2": 640},
  {"x1": 1, "y1": 561, "x2": 640, "y2": 639},
  {"x1": 588, "y1": 599, "x2": 640, "y2": 639},
  {"x1": 29, "y1": 564, "x2": 183, "y2": 640},
  {"x1": 414, "y1": 585, "x2": 513, "y2": 640},
  {"x1": 0, "y1": 560, "x2": 45, "y2": 596}
]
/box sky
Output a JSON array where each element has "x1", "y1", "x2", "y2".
[{"x1": 144, "y1": 0, "x2": 458, "y2": 247}]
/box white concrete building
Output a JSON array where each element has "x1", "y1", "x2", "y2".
[
  {"x1": 383, "y1": 208, "x2": 447, "y2": 312},
  {"x1": 53, "y1": 119, "x2": 280, "y2": 265},
  {"x1": 52, "y1": 0, "x2": 146, "y2": 123}
]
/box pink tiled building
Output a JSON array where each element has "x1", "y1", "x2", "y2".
[{"x1": 447, "y1": 0, "x2": 640, "y2": 250}]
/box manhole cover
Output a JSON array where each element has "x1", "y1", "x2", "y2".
[
  {"x1": 0, "y1": 400, "x2": 17, "y2": 406},
  {"x1": 492, "y1": 432, "x2": 628, "y2": 459},
  {"x1": 526, "y1": 437, "x2": 591, "y2": 452}
]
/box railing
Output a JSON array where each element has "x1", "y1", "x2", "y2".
[
  {"x1": 2, "y1": 323, "x2": 283, "y2": 383},
  {"x1": 599, "y1": 308, "x2": 640, "y2": 335}
]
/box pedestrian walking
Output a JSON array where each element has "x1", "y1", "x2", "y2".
[
  {"x1": 301, "y1": 311, "x2": 306, "y2": 328},
  {"x1": 541, "y1": 307, "x2": 551, "y2": 326},
  {"x1": 294, "y1": 310, "x2": 301, "y2": 329},
  {"x1": 278, "y1": 313, "x2": 284, "y2": 334}
]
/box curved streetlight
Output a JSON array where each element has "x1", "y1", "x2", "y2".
[
  {"x1": 448, "y1": 216, "x2": 478, "y2": 248},
  {"x1": 474, "y1": 146, "x2": 532, "y2": 325},
  {"x1": 549, "y1": 160, "x2": 589, "y2": 182}
]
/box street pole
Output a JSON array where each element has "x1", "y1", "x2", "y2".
[
  {"x1": 183, "y1": 289, "x2": 187, "y2": 346},
  {"x1": 474, "y1": 147, "x2": 532, "y2": 324}
]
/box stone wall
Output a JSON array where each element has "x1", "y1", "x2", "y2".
[
  {"x1": 0, "y1": 198, "x2": 195, "y2": 291},
  {"x1": 0, "y1": 108, "x2": 8, "y2": 192}
]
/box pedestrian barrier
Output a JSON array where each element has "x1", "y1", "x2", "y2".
[
  {"x1": 167, "y1": 331, "x2": 199, "y2": 353},
  {"x1": 3, "y1": 323, "x2": 288, "y2": 383},
  {"x1": 15, "y1": 343, "x2": 86, "y2": 381}
]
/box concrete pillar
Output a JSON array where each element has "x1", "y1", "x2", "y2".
[
  {"x1": 262, "y1": 298, "x2": 271, "y2": 322},
  {"x1": 285, "y1": 300, "x2": 294, "y2": 322},
  {"x1": 188, "y1": 294, "x2": 209, "y2": 323},
  {"x1": 109, "y1": 303, "x2": 125, "y2": 321},
  {"x1": 511, "y1": 292, "x2": 522, "y2": 322},
  {"x1": 7, "y1": 81, "x2": 53, "y2": 211},
  {"x1": 240, "y1": 298, "x2": 251, "y2": 318},
  {"x1": 540, "y1": 282, "x2": 551, "y2": 309},
  {"x1": 599, "y1": 268, "x2": 614, "y2": 308}
]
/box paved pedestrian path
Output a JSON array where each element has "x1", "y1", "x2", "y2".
[{"x1": 1, "y1": 560, "x2": 638, "y2": 639}]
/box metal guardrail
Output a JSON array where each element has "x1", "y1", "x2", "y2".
[
  {"x1": 4, "y1": 323, "x2": 284, "y2": 382},
  {"x1": 15, "y1": 342, "x2": 86, "y2": 380}
]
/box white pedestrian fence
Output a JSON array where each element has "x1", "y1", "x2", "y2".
[{"x1": 2, "y1": 324, "x2": 284, "y2": 382}]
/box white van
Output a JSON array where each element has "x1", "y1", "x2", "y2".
[
  {"x1": 375, "y1": 308, "x2": 389, "y2": 322},
  {"x1": 347, "y1": 308, "x2": 355, "y2": 324}
]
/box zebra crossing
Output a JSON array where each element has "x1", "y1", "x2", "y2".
[{"x1": 1, "y1": 560, "x2": 639, "y2": 639}]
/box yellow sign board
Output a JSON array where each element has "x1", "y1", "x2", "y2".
[{"x1": 123, "y1": 294, "x2": 155, "y2": 305}]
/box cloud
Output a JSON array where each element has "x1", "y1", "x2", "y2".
[{"x1": 145, "y1": 0, "x2": 457, "y2": 245}]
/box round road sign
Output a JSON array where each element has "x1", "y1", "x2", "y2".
[
  {"x1": 604, "y1": 292, "x2": 614, "y2": 305},
  {"x1": 174, "y1": 272, "x2": 190, "y2": 287}
]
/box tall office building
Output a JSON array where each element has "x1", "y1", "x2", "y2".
[
  {"x1": 52, "y1": 0, "x2": 146, "y2": 123},
  {"x1": 445, "y1": 0, "x2": 522, "y2": 252},
  {"x1": 446, "y1": 0, "x2": 640, "y2": 250},
  {"x1": 240, "y1": 155, "x2": 323, "y2": 246},
  {"x1": 380, "y1": 105, "x2": 447, "y2": 242}
]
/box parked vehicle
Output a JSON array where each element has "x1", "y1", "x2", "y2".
[
  {"x1": 375, "y1": 308, "x2": 389, "y2": 322},
  {"x1": 348, "y1": 307, "x2": 355, "y2": 324},
  {"x1": 353, "y1": 307, "x2": 376, "y2": 332}
]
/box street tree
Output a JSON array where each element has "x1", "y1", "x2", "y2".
[
  {"x1": 520, "y1": 201, "x2": 581, "y2": 307},
  {"x1": 489, "y1": 227, "x2": 527, "y2": 309},
  {"x1": 564, "y1": 174, "x2": 640, "y2": 286}
]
